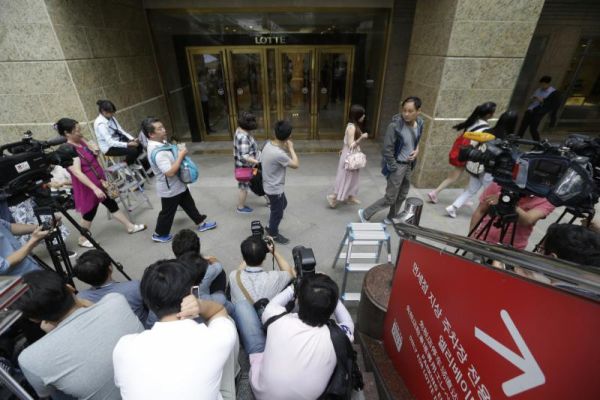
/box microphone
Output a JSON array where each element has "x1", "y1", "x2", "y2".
[
  {"x1": 463, "y1": 131, "x2": 496, "y2": 143},
  {"x1": 41, "y1": 136, "x2": 68, "y2": 148}
]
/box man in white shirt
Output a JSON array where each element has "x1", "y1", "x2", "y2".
[
  {"x1": 93, "y1": 99, "x2": 142, "y2": 166},
  {"x1": 113, "y1": 259, "x2": 237, "y2": 400},
  {"x1": 249, "y1": 274, "x2": 354, "y2": 400},
  {"x1": 141, "y1": 117, "x2": 216, "y2": 243},
  {"x1": 517, "y1": 75, "x2": 557, "y2": 141}
]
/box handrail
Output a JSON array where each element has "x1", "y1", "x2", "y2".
[{"x1": 392, "y1": 222, "x2": 600, "y2": 297}]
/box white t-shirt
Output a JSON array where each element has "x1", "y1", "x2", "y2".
[
  {"x1": 147, "y1": 139, "x2": 187, "y2": 198},
  {"x1": 113, "y1": 317, "x2": 236, "y2": 400}
]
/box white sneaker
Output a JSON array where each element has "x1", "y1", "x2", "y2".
[{"x1": 446, "y1": 205, "x2": 457, "y2": 218}]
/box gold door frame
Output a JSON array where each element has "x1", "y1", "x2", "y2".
[{"x1": 186, "y1": 45, "x2": 354, "y2": 141}]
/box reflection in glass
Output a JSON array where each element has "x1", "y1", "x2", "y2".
[
  {"x1": 267, "y1": 49, "x2": 278, "y2": 136},
  {"x1": 231, "y1": 53, "x2": 265, "y2": 134},
  {"x1": 318, "y1": 52, "x2": 349, "y2": 133},
  {"x1": 193, "y1": 53, "x2": 230, "y2": 136},
  {"x1": 282, "y1": 51, "x2": 312, "y2": 134}
]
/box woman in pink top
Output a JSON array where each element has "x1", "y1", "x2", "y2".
[
  {"x1": 327, "y1": 104, "x2": 369, "y2": 208},
  {"x1": 56, "y1": 118, "x2": 146, "y2": 247}
]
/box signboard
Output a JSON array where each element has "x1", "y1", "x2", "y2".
[{"x1": 383, "y1": 240, "x2": 600, "y2": 400}]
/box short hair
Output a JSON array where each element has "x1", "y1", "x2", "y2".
[
  {"x1": 14, "y1": 270, "x2": 75, "y2": 322},
  {"x1": 237, "y1": 111, "x2": 258, "y2": 131},
  {"x1": 240, "y1": 235, "x2": 269, "y2": 267},
  {"x1": 55, "y1": 118, "x2": 78, "y2": 136},
  {"x1": 274, "y1": 120, "x2": 293, "y2": 141},
  {"x1": 96, "y1": 99, "x2": 117, "y2": 113},
  {"x1": 544, "y1": 223, "x2": 600, "y2": 268},
  {"x1": 401, "y1": 96, "x2": 422, "y2": 110},
  {"x1": 172, "y1": 229, "x2": 200, "y2": 258},
  {"x1": 141, "y1": 117, "x2": 161, "y2": 136},
  {"x1": 74, "y1": 249, "x2": 112, "y2": 286},
  {"x1": 539, "y1": 76, "x2": 552, "y2": 83},
  {"x1": 298, "y1": 274, "x2": 339, "y2": 327},
  {"x1": 177, "y1": 252, "x2": 208, "y2": 285},
  {"x1": 140, "y1": 259, "x2": 195, "y2": 319}
]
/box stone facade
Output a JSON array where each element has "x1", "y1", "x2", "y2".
[{"x1": 0, "y1": 0, "x2": 170, "y2": 145}]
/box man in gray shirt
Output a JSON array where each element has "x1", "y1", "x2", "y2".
[
  {"x1": 261, "y1": 120, "x2": 299, "y2": 244},
  {"x1": 359, "y1": 96, "x2": 424, "y2": 224},
  {"x1": 15, "y1": 270, "x2": 143, "y2": 400}
]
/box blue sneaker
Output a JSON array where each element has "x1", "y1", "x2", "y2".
[
  {"x1": 152, "y1": 233, "x2": 173, "y2": 243},
  {"x1": 197, "y1": 221, "x2": 217, "y2": 232},
  {"x1": 236, "y1": 206, "x2": 253, "y2": 214}
]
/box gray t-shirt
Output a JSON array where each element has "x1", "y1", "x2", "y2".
[
  {"x1": 229, "y1": 266, "x2": 292, "y2": 304},
  {"x1": 261, "y1": 142, "x2": 290, "y2": 195},
  {"x1": 78, "y1": 280, "x2": 148, "y2": 326},
  {"x1": 147, "y1": 139, "x2": 187, "y2": 198},
  {"x1": 397, "y1": 123, "x2": 416, "y2": 162},
  {"x1": 18, "y1": 293, "x2": 144, "y2": 400}
]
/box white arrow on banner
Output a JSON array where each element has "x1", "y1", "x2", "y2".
[{"x1": 474, "y1": 309, "x2": 545, "y2": 397}]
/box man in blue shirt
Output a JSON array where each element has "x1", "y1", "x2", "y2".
[{"x1": 0, "y1": 218, "x2": 47, "y2": 276}]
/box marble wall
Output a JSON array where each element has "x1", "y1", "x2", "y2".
[{"x1": 405, "y1": 0, "x2": 545, "y2": 187}]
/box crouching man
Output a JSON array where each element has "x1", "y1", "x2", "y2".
[{"x1": 248, "y1": 273, "x2": 354, "y2": 400}]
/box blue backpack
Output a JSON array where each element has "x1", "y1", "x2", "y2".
[{"x1": 150, "y1": 144, "x2": 199, "y2": 184}]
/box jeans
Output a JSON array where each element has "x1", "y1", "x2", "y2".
[
  {"x1": 266, "y1": 193, "x2": 287, "y2": 236},
  {"x1": 155, "y1": 189, "x2": 205, "y2": 236},
  {"x1": 364, "y1": 163, "x2": 412, "y2": 220},
  {"x1": 233, "y1": 301, "x2": 265, "y2": 354}
]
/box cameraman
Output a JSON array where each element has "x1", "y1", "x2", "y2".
[
  {"x1": 469, "y1": 182, "x2": 555, "y2": 250},
  {"x1": 249, "y1": 274, "x2": 354, "y2": 400},
  {"x1": 0, "y1": 219, "x2": 48, "y2": 276}
]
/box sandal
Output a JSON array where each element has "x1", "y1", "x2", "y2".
[
  {"x1": 128, "y1": 224, "x2": 147, "y2": 234},
  {"x1": 326, "y1": 194, "x2": 338, "y2": 208},
  {"x1": 78, "y1": 239, "x2": 93, "y2": 248},
  {"x1": 346, "y1": 197, "x2": 361, "y2": 205}
]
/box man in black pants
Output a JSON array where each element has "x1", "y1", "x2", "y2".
[
  {"x1": 517, "y1": 76, "x2": 560, "y2": 141},
  {"x1": 142, "y1": 117, "x2": 217, "y2": 243}
]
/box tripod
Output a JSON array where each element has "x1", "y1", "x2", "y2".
[{"x1": 31, "y1": 194, "x2": 131, "y2": 286}]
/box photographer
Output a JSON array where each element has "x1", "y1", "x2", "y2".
[
  {"x1": 469, "y1": 182, "x2": 555, "y2": 250},
  {"x1": 94, "y1": 100, "x2": 142, "y2": 166},
  {"x1": 249, "y1": 274, "x2": 354, "y2": 400},
  {"x1": 0, "y1": 219, "x2": 48, "y2": 276}
]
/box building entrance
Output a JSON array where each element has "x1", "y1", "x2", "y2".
[{"x1": 187, "y1": 45, "x2": 354, "y2": 141}]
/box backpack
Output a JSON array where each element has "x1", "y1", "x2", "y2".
[{"x1": 150, "y1": 144, "x2": 199, "y2": 184}]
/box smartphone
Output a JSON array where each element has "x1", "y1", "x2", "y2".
[{"x1": 191, "y1": 286, "x2": 200, "y2": 298}]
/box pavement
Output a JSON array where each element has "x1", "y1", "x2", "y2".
[{"x1": 34, "y1": 140, "x2": 571, "y2": 295}]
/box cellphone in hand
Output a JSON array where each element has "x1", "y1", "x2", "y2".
[{"x1": 191, "y1": 286, "x2": 200, "y2": 298}]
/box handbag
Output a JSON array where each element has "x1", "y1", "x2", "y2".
[
  {"x1": 235, "y1": 167, "x2": 254, "y2": 182},
  {"x1": 78, "y1": 146, "x2": 120, "y2": 200},
  {"x1": 344, "y1": 147, "x2": 367, "y2": 171}
]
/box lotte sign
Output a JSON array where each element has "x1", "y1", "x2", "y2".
[{"x1": 383, "y1": 240, "x2": 600, "y2": 399}]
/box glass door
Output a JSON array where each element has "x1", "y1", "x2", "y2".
[
  {"x1": 279, "y1": 49, "x2": 314, "y2": 139},
  {"x1": 187, "y1": 49, "x2": 232, "y2": 139},
  {"x1": 316, "y1": 48, "x2": 354, "y2": 138},
  {"x1": 227, "y1": 49, "x2": 269, "y2": 138}
]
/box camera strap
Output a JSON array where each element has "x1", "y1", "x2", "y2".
[{"x1": 236, "y1": 270, "x2": 255, "y2": 304}]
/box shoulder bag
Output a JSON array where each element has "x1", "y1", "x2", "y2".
[
  {"x1": 236, "y1": 270, "x2": 269, "y2": 319},
  {"x1": 78, "y1": 147, "x2": 120, "y2": 199}
]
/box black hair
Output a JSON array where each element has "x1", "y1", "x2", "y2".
[
  {"x1": 348, "y1": 104, "x2": 365, "y2": 141},
  {"x1": 401, "y1": 96, "x2": 422, "y2": 110},
  {"x1": 97, "y1": 99, "x2": 117, "y2": 113},
  {"x1": 74, "y1": 249, "x2": 112, "y2": 287},
  {"x1": 240, "y1": 235, "x2": 269, "y2": 267},
  {"x1": 539, "y1": 76, "x2": 552, "y2": 84},
  {"x1": 141, "y1": 117, "x2": 161, "y2": 136},
  {"x1": 14, "y1": 270, "x2": 75, "y2": 322},
  {"x1": 453, "y1": 101, "x2": 496, "y2": 131},
  {"x1": 238, "y1": 111, "x2": 258, "y2": 131},
  {"x1": 489, "y1": 110, "x2": 518, "y2": 140},
  {"x1": 172, "y1": 229, "x2": 200, "y2": 258},
  {"x1": 177, "y1": 252, "x2": 208, "y2": 285},
  {"x1": 297, "y1": 273, "x2": 339, "y2": 327},
  {"x1": 544, "y1": 223, "x2": 600, "y2": 268},
  {"x1": 140, "y1": 259, "x2": 195, "y2": 319},
  {"x1": 274, "y1": 120, "x2": 293, "y2": 141},
  {"x1": 55, "y1": 118, "x2": 78, "y2": 136}
]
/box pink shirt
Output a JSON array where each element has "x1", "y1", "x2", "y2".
[{"x1": 474, "y1": 183, "x2": 555, "y2": 250}]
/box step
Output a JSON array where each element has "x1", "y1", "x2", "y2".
[
  {"x1": 343, "y1": 239, "x2": 381, "y2": 246},
  {"x1": 342, "y1": 292, "x2": 361, "y2": 301},
  {"x1": 346, "y1": 263, "x2": 377, "y2": 272},
  {"x1": 339, "y1": 252, "x2": 379, "y2": 259},
  {"x1": 350, "y1": 222, "x2": 386, "y2": 231},
  {"x1": 351, "y1": 231, "x2": 389, "y2": 241}
]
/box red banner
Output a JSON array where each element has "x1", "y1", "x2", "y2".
[{"x1": 383, "y1": 240, "x2": 600, "y2": 400}]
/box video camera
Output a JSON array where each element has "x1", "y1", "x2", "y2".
[
  {"x1": 0, "y1": 131, "x2": 74, "y2": 205},
  {"x1": 250, "y1": 220, "x2": 274, "y2": 248}
]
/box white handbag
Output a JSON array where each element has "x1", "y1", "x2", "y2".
[{"x1": 344, "y1": 147, "x2": 367, "y2": 171}]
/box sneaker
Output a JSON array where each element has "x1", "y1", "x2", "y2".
[
  {"x1": 128, "y1": 224, "x2": 147, "y2": 234},
  {"x1": 446, "y1": 205, "x2": 457, "y2": 218},
  {"x1": 427, "y1": 191, "x2": 438, "y2": 204},
  {"x1": 152, "y1": 233, "x2": 173, "y2": 243},
  {"x1": 68, "y1": 250, "x2": 78, "y2": 259},
  {"x1": 272, "y1": 233, "x2": 290, "y2": 245},
  {"x1": 383, "y1": 218, "x2": 392, "y2": 225},
  {"x1": 237, "y1": 206, "x2": 253, "y2": 214},
  {"x1": 357, "y1": 208, "x2": 367, "y2": 223},
  {"x1": 78, "y1": 238, "x2": 93, "y2": 248},
  {"x1": 197, "y1": 221, "x2": 217, "y2": 232}
]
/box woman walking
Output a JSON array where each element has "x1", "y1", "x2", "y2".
[
  {"x1": 56, "y1": 118, "x2": 146, "y2": 247},
  {"x1": 444, "y1": 102, "x2": 496, "y2": 218},
  {"x1": 233, "y1": 111, "x2": 260, "y2": 213},
  {"x1": 327, "y1": 104, "x2": 369, "y2": 208}
]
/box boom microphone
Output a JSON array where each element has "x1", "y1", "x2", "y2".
[{"x1": 463, "y1": 131, "x2": 496, "y2": 143}]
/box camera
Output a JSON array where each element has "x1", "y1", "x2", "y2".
[
  {"x1": 251, "y1": 220, "x2": 273, "y2": 247},
  {"x1": 0, "y1": 131, "x2": 74, "y2": 205},
  {"x1": 292, "y1": 246, "x2": 316, "y2": 281},
  {"x1": 458, "y1": 135, "x2": 599, "y2": 214}
]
